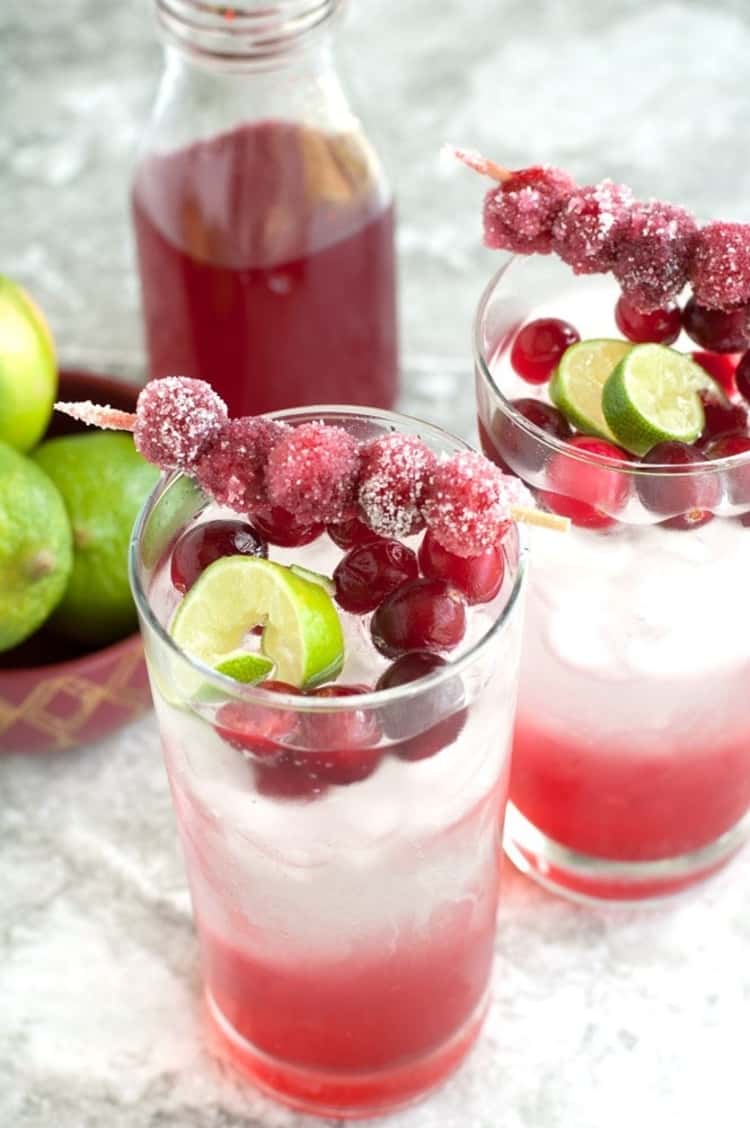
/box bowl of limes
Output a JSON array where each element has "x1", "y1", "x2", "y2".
[{"x1": 0, "y1": 277, "x2": 158, "y2": 753}]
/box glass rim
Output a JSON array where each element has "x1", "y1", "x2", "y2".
[
  {"x1": 129, "y1": 403, "x2": 528, "y2": 714},
  {"x1": 473, "y1": 258, "x2": 750, "y2": 480}
]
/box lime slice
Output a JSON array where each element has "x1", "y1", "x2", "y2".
[
  {"x1": 170, "y1": 556, "x2": 344, "y2": 692},
  {"x1": 215, "y1": 653, "x2": 274, "y2": 684},
  {"x1": 289, "y1": 563, "x2": 335, "y2": 596},
  {"x1": 550, "y1": 339, "x2": 632, "y2": 441},
  {"x1": 602, "y1": 344, "x2": 717, "y2": 456}
]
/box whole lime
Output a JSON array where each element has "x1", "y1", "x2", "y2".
[
  {"x1": 0, "y1": 441, "x2": 73, "y2": 653},
  {"x1": 32, "y1": 432, "x2": 159, "y2": 646},
  {"x1": 0, "y1": 275, "x2": 58, "y2": 452}
]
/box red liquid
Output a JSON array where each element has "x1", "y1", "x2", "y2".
[
  {"x1": 511, "y1": 717, "x2": 750, "y2": 862},
  {"x1": 132, "y1": 121, "x2": 398, "y2": 416}
]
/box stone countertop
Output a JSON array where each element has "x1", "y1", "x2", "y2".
[{"x1": 3, "y1": 1, "x2": 750, "y2": 1125}]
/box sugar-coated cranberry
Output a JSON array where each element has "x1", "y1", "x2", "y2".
[
  {"x1": 704, "y1": 433, "x2": 750, "y2": 505},
  {"x1": 682, "y1": 298, "x2": 749, "y2": 354},
  {"x1": 301, "y1": 685, "x2": 381, "y2": 785},
  {"x1": 691, "y1": 352, "x2": 738, "y2": 398},
  {"x1": 483, "y1": 166, "x2": 576, "y2": 255},
  {"x1": 637, "y1": 442, "x2": 720, "y2": 530},
  {"x1": 134, "y1": 377, "x2": 227, "y2": 471},
  {"x1": 376, "y1": 652, "x2": 466, "y2": 762},
  {"x1": 418, "y1": 529, "x2": 504, "y2": 604},
  {"x1": 421, "y1": 451, "x2": 530, "y2": 557},
  {"x1": 333, "y1": 539, "x2": 419, "y2": 614},
  {"x1": 194, "y1": 417, "x2": 286, "y2": 515},
  {"x1": 170, "y1": 519, "x2": 267, "y2": 593},
  {"x1": 358, "y1": 434, "x2": 437, "y2": 539},
  {"x1": 614, "y1": 201, "x2": 697, "y2": 312},
  {"x1": 252, "y1": 507, "x2": 323, "y2": 547},
  {"x1": 265, "y1": 422, "x2": 360, "y2": 525},
  {"x1": 371, "y1": 579, "x2": 467, "y2": 658},
  {"x1": 552, "y1": 180, "x2": 634, "y2": 274},
  {"x1": 696, "y1": 390, "x2": 748, "y2": 445},
  {"x1": 327, "y1": 518, "x2": 386, "y2": 550},
  {"x1": 614, "y1": 294, "x2": 681, "y2": 345},
  {"x1": 690, "y1": 222, "x2": 750, "y2": 311},
  {"x1": 736, "y1": 351, "x2": 750, "y2": 405},
  {"x1": 214, "y1": 681, "x2": 302, "y2": 760},
  {"x1": 510, "y1": 318, "x2": 580, "y2": 383},
  {"x1": 540, "y1": 436, "x2": 630, "y2": 529}
]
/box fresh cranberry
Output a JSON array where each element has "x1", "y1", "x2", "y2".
[
  {"x1": 704, "y1": 433, "x2": 750, "y2": 505},
  {"x1": 478, "y1": 401, "x2": 572, "y2": 477},
  {"x1": 327, "y1": 518, "x2": 385, "y2": 550},
  {"x1": 682, "y1": 298, "x2": 749, "y2": 353},
  {"x1": 540, "y1": 436, "x2": 630, "y2": 529},
  {"x1": 736, "y1": 351, "x2": 750, "y2": 405},
  {"x1": 252, "y1": 507, "x2": 323, "y2": 547},
  {"x1": 509, "y1": 318, "x2": 580, "y2": 383},
  {"x1": 691, "y1": 351, "x2": 738, "y2": 397},
  {"x1": 333, "y1": 539, "x2": 419, "y2": 614},
  {"x1": 301, "y1": 685, "x2": 381, "y2": 785},
  {"x1": 511, "y1": 398, "x2": 575, "y2": 440},
  {"x1": 637, "y1": 442, "x2": 720, "y2": 529},
  {"x1": 418, "y1": 529, "x2": 504, "y2": 604},
  {"x1": 376, "y1": 652, "x2": 466, "y2": 762},
  {"x1": 697, "y1": 390, "x2": 748, "y2": 445},
  {"x1": 371, "y1": 579, "x2": 467, "y2": 658},
  {"x1": 253, "y1": 757, "x2": 327, "y2": 801},
  {"x1": 170, "y1": 519, "x2": 267, "y2": 593},
  {"x1": 214, "y1": 681, "x2": 301, "y2": 760},
  {"x1": 615, "y1": 295, "x2": 681, "y2": 344}
]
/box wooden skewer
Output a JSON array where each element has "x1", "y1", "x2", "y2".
[
  {"x1": 510, "y1": 505, "x2": 570, "y2": 532},
  {"x1": 55, "y1": 401, "x2": 136, "y2": 431},
  {"x1": 446, "y1": 144, "x2": 511, "y2": 183}
]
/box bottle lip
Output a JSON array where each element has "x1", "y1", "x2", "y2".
[{"x1": 155, "y1": 0, "x2": 342, "y2": 61}]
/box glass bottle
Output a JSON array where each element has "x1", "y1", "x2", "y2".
[{"x1": 131, "y1": 0, "x2": 398, "y2": 416}]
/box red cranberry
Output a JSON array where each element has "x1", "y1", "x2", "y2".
[
  {"x1": 376, "y1": 652, "x2": 466, "y2": 762},
  {"x1": 327, "y1": 518, "x2": 385, "y2": 550},
  {"x1": 509, "y1": 318, "x2": 580, "y2": 384},
  {"x1": 697, "y1": 390, "x2": 748, "y2": 445},
  {"x1": 333, "y1": 539, "x2": 419, "y2": 614},
  {"x1": 480, "y1": 400, "x2": 572, "y2": 477},
  {"x1": 252, "y1": 507, "x2": 323, "y2": 547},
  {"x1": 704, "y1": 433, "x2": 750, "y2": 505},
  {"x1": 214, "y1": 681, "x2": 302, "y2": 760},
  {"x1": 371, "y1": 579, "x2": 467, "y2": 658},
  {"x1": 615, "y1": 295, "x2": 681, "y2": 344},
  {"x1": 301, "y1": 685, "x2": 381, "y2": 784},
  {"x1": 691, "y1": 351, "x2": 738, "y2": 398},
  {"x1": 540, "y1": 436, "x2": 631, "y2": 529},
  {"x1": 418, "y1": 529, "x2": 504, "y2": 604},
  {"x1": 253, "y1": 757, "x2": 327, "y2": 800},
  {"x1": 682, "y1": 298, "x2": 749, "y2": 354},
  {"x1": 171, "y1": 519, "x2": 267, "y2": 593},
  {"x1": 637, "y1": 442, "x2": 720, "y2": 529},
  {"x1": 736, "y1": 351, "x2": 750, "y2": 405}
]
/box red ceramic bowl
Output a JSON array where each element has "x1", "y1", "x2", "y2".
[{"x1": 0, "y1": 369, "x2": 153, "y2": 754}]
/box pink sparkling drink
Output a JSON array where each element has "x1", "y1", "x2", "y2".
[
  {"x1": 474, "y1": 255, "x2": 750, "y2": 903},
  {"x1": 129, "y1": 407, "x2": 526, "y2": 1118}
]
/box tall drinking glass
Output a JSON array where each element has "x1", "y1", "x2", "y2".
[
  {"x1": 475, "y1": 256, "x2": 750, "y2": 903},
  {"x1": 130, "y1": 407, "x2": 526, "y2": 1118}
]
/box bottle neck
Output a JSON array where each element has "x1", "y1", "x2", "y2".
[{"x1": 155, "y1": 0, "x2": 342, "y2": 67}]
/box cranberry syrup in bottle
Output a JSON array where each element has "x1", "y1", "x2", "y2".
[{"x1": 132, "y1": 2, "x2": 398, "y2": 416}]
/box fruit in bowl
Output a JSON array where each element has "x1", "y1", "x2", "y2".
[{"x1": 0, "y1": 279, "x2": 157, "y2": 752}]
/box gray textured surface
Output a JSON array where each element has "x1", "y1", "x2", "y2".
[{"x1": 2, "y1": 1, "x2": 750, "y2": 1125}]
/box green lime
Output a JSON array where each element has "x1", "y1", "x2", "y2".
[
  {"x1": 32, "y1": 432, "x2": 159, "y2": 646},
  {"x1": 602, "y1": 344, "x2": 718, "y2": 456},
  {"x1": 214, "y1": 653, "x2": 274, "y2": 684},
  {"x1": 549, "y1": 338, "x2": 632, "y2": 441},
  {"x1": 0, "y1": 276, "x2": 58, "y2": 452},
  {"x1": 289, "y1": 563, "x2": 335, "y2": 596},
  {"x1": 0, "y1": 441, "x2": 73, "y2": 652},
  {"x1": 170, "y1": 556, "x2": 345, "y2": 690}
]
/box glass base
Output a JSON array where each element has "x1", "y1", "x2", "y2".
[
  {"x1": 205, "y1": 985, "x2": 488, "y2": 1119},
  {"x1": 504, "y1": 803, "x2": 750, "y2": 905}
]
